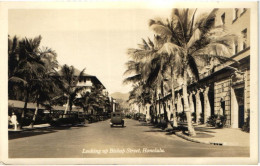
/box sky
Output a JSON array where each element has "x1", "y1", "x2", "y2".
[
  {"x1": 8, "y1": 8, "x2": 212, "y2": 94},
  {"x1": 9, "y1": 8, "x2": 173, "y2": 94}
]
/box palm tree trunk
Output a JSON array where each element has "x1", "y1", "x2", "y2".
[
  {"x1": 21, "y1": 89, "x2": 29, "y2": 128},
  {"x1": 158, "y1": 92, "x2": 161, "y2": 124},
  {"x1": 64, "y1": 97, "x2": 70, "y2": 114},
  {"x1": 183, "y1": 70, "x2": 196, "y2": 136},
  {"x1": 30, "y1": 99, "x2": 39, "y2": 128},
  {"x1": 161, "y1": 80, "x2": 168, "y2": 123},
  {"x1": 171, "y1": 75, "x2": 178, "y2": 127}
]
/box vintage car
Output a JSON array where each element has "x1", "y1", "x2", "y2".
[{"x1": 110, "y1": 112, "x2": 124, "y2": 127}]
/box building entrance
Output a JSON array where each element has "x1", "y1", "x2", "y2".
[{"x1": 234, "y1": 88, "x2": 245, "y2": 128}]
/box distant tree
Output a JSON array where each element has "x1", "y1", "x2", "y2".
[
  {"x1": 75, "y1": 85, "x2": 108, "y2": 116},
  {"x1": 56, "y1": 64, "x2": 86, "y2": 114}
]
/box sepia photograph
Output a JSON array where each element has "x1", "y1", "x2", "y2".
[{"x1": 0, "y1": 1, "x2": 258, "y2": 165}]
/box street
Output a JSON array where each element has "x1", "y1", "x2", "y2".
[{"x1": 9, "y1": 119, "x2": 249, "y2": 158}]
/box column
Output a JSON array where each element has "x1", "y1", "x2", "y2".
[
  {"x1": 177, "y1": 93, "x2": 180, "y2": 113},
  {"x1": 195, "y1": 89, "x2": 202, "y2": 124},
  {"x1": 203, "y1": 86, "x2": 211, "y2": 124},
  {"x1": 146, "y1": 104, "x2": 151, "y2": 121}
]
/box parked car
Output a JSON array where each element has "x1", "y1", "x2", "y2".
[
  {"x1": 139, "y1": 114, "x2": 146, "y2": 122},
  {"x1": 49, "y1": 113, "x2": 85, "y2": 127},
  {"x1": 110, "y1": 112, "x2": 124, "y2": 127}
]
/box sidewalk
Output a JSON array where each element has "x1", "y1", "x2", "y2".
[
  {"x1": 175, "y1": 124, "x2": 249, "y2": 147},
  {"x1": 8, "y1": 123, "x2": 51, "y2": 132}
]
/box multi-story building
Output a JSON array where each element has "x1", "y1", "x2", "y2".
[
  {"x1": 211, "y1": 8, "x2": 250, "y2": 128},
  {"x1": 157, "y1": 8, "x2": 250, "y2": 129},
  {"x1": 57, "y1": 67, "x2": 106, "y2": 94},
  {"x1": 56, "y1": 67, "x2": 110, "y2": 114}
]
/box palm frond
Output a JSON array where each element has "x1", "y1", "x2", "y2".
[
  {"x1": 188, "y1": 55, "x2": 199, "y2": 81},
  {"x1": 123, "y1": 74, "x2": 142, "y2": 84},
  {"x1": 147, "y1": 37, "x2": 155, "y2": 49},
  {"x1": 124, "y1": 60, "x2": 141, "y2": 75},
  {"x1": 127, "y1": 48, "x2": 155, "y2": 61},
  {"x1": 9, "y1": 76, "x2": 28, "y2": 86},
  {"x1": 149, "y1": 19, "x2": 172, "y2": 37},
  {"x1": 157, "y1": 42, "x2": 184, "y2": 68}
]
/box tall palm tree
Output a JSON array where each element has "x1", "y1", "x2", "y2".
[
  {"x1": 56, "y1": 64, "x2": 86, "y2": 114},
  {"x1": 29, "y1": 76, "x2": 56, "y2": 128},
  {"x1": 125, "y1": 37, "x2": 165, "y2": 123},
  {"x1": 29, "y1": 48, "x2": 59, "y2": 128},
  {"x1": 149, "y1": 8, "x2": 239, "y2": 136},
  {"x1": 8, "y1": 36, "x2": 46, "y2": 127},
  {"x1": 143, "y1": 36, "x2": 176, "y2": 126},
  {"x1": 8, "y1": 35, "x2": 19, "y2": 78}
]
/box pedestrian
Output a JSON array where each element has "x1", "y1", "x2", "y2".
[{"x1": 11, "y1": 112, "x2": 19, "y2": 131}]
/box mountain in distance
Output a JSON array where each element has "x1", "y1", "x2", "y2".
[
  {"x1": 110, "y1": 92, "x2": 129, "y2": 101},
  {"x1": 110, "y1": 92, "x2": 130, "y2": 111}
]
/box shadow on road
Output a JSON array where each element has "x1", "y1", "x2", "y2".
[
  {"x1": 134, "y1": 122, "x2": 154, "y2": 127},
  {"x1": 8, "y1": 125, "x2": 89, "y2": 140},
  {"x1": 9, "y1": 129, "x2": 57, "y2": 140},
  {"x1": 110, "y1": 126, "x2": 126, "y2": 128},
  {"x1": 183, "y1": 132, "x2": 214, "y2": 138},
  {"x1": 193, "y1": 127, "x2": 217, "y2": 133},
  {"x1": 144, "y1": 129, "x2": 167, "y2": 133}
]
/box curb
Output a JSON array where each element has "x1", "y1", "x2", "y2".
[{"x1": 175, "y1": 132, "x2": 226, "y2": 146}]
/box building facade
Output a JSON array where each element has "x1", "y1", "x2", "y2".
[
  {"x1": 155, "y1": 8, "x2": 250, "y2": 129},
  {"x1": 212, "y1": 8, "x2": 250, "y2": 128}
]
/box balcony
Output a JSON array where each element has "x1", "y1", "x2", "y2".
[{"x1": 77, "y1": 80, "x2": 92, "y2": 87}]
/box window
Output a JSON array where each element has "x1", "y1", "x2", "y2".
[
  {"x1": 242, "y1": 28, "x2": 247, "y2": 49},
  {"x1": 221, "y1": 13, "x2": 225, "y2": 24}
]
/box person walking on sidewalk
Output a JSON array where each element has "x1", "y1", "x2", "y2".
[{"x1": 11, "y1": 112, "x2": 19, "y2": 131}]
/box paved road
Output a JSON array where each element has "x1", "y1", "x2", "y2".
[{"x1": 9, "y1": 119, "x2": 249, "y2": 158}]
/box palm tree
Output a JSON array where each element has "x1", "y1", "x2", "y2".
[
  {"x1": 29, "y1": 76, "x2": 56, "y2": 128},
  {"x1": 75, "y1": 85, "x2": 107, "y2": 116},
  {"x1": 57, "y1": 64, "x2": 86, "y2": 114},
  {"x1": 127, "y1": 82, "x2": 149, "y2": 116},
  {"x1": 124, "y1": 38, "x2": 163, "y2": 122},
  {"x1": 29, "y1": 48, "x2": 59, "y2": 128},
  {"x1": 137, "y1": 35, "x2": 177, "y2": 126},
  {"x1": 149, "y1": 8, "x2": 239, "y2": 136},
  {"x1": 8, "y1": 35, "x2": 46, "y2": 128},
  {"x1": 8, "y1": 35, "x2": 19, "y2": 78}
]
